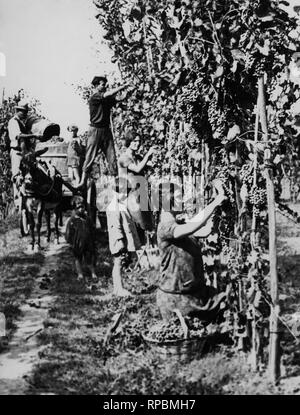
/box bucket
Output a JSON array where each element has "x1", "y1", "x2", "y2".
[
  {"x1": 142, "y1": 310, "x2": 208, "y2": 363},
  {"x1": 26, "y1": 115, "x2": 60, "y2": 142}
]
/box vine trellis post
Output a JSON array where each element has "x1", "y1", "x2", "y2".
[
  {"x1": 250, "y1": 84, "x2": 261, "y2": 371},
  {"x1": 200, "y1": 139, "x2": 205, "y2": 200},
  {"x1": 142, "y1": 16, "x2": 153, "y2": 77},
  {"x1": 258, "y1": 75, "x2": 280, "y2": 384}
]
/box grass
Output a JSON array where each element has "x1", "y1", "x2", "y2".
[
  {"x1": 0, "y1": 212, "x2": 19, "y2": 235},
  {"x1": 0, "y1": 213, "x2": 44, "y2": 352}
]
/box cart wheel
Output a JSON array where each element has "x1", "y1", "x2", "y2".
[
  {"x1": 20, "y1": 209, "x2": 29, "y2": 237},
  {"x1": 87, "y1": 179, "x2": 97, "y2": 226}
]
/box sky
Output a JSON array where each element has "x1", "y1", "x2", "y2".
[
  {"x1": 0, "y1": 0, "x2": 118, "y2": 135},
  {"x1": 0, "y1": 0, "x2": 300, "y2": 135}
]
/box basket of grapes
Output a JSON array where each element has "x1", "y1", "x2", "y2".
[{"x1": 142, "y1": 309, "x2": 208, "y2": 362}]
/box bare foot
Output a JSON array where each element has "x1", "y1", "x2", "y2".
[
  {"x1": 86, "y1": 284, "x2": 93, "y2": 293},
  {"x1": 91, "y1": 273, "x2": 98, "y2": 281},
  {"x1": 34, "y1": 243, "x2": 41, "y2": 253}
]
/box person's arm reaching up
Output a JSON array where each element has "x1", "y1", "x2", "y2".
[
  {"x1": 192, "y1": 217, "x2": 214, "y2": 238},
  {"x1": 103, "y1": 82, "x2": 130, "y2": 99},
  {"x1": 172, "y1": 180, "x2": 226, "y2": 239},
  {"x1": 127, "y1": 148, "x2": 156, "y2": 174},
  {"x1": 173, "y1": 194, "x2": 226, "y2": 239}
]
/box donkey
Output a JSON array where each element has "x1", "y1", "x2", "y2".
[{"x1": 19, "y1": 148, "x2": 66, "y2": 251}]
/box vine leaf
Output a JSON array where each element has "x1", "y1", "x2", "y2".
[
  {"x1": 122, "y1": 20, "x2": 132, "y2": 40},
  {"x1": 130, "y1": 5, "x2": 144, "y2": 21},
  {"x1": 255, "y1": 39, "x2": 271, "y2": 56},
  {"x1": 132, "y1": 31, "x2": 142, "y2": 42},
  {"x1": 227, "y1": 124, "x2": 241, "y2": 141},
  {"x1": 193, "y1": 18, "x2": 203, "y2": 28},
  {"x1": 254, "y1": 291, "x2": 262, "y2": 308},
  {"x1": 202, "y1": 254, "x2": 215, "y2": 266},
  {"x1": 207, "y1": 233, "x2": 218, "y2": 244},
  {"x1": 231, "y1": 60, "x2": 238, "y2": 73},
  {"x1": 231, "y1": 49, "x2": 246, "y2": 64},
  {"x1": 247, "y1": 250, "x2": 259, "y2": 265},
  {"x1": 214, "y1": 65, "x2": 224, "y2": 79},
  {"x1": 240, "y1": 184, "x2": 248, "y2": 203}
]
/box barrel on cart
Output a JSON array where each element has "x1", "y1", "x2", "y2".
[
  {"x1": 20, "y1": 139, "x2": 97, "y2": 235},
  {"x1": 20, "y1": 140, "x2": 70, "y2": 236},
  {"x1": 26, "y1": 115, "x2": 60, "y2": 142},
  {"x1": 36, "y1": 141, "x2": 72, "y2": 204},
  {"x1": 36, "y1": 140, "x2": 97, "y2": 217}
]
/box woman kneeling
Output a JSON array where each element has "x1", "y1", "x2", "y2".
[{"x1": 157, "y1": 180, "x2": 228, "y2": 322}]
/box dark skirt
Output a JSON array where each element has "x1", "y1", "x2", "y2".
[
  {"x1": 156, "y1": 285, "x2": 227, "y2": 322},
  {"x1": 66, "y1": 216, "x2": 95, "y2": 263},
  {"x1": 127, "y1": 190, "x2": 153, "y2": 231}
]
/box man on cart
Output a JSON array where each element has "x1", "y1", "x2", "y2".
[
  {"x1": 76, "y1": 75, "x2": 131, "y2": 188},
  {"x1": 8, "y1": 100, "x2": 40, "y2": 210}
]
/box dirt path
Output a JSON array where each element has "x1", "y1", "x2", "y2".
[{"x1": 0, "y1": 240, "x2": 67, "y2": 395}]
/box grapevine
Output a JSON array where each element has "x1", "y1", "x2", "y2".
[{"x1": 86, "y1": 0, "x2": 300, "y2": 357}]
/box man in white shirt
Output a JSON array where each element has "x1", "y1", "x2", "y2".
[{"x1": 8, "y1": 101, "x2": 38, "y2": 207}]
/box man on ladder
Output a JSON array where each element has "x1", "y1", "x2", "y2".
[{"x1": 77, "y1": 75, "x2": 131, "y2": 188}]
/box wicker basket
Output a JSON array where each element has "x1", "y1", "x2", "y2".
[{"x1": 142, "y1": 309, "x2": 207, "y2": 362}]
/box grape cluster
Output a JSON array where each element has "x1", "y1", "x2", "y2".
[
  {"x1": 217, "y1": 170, "x2": 235, "y2": 203},
  {"x1": 254, "y1": 58, "x2": 268, "y2": 78},
  {"x1": 221, "y1": 245, "x2": 239, "y2": 270},
  {"x1": 177, "y1": 77, "x2": 207, "y2": 120},
  {"x1": 244, "y1": 51, "x2": 256, "y2": 72},
  {"x1": 249, "y1": 186, "x2": 267, "y2": 216},
  {"x1": 219, "y1": 217, "x2": 235, "y2": 241},
  {"x1": 207, "y1": 99, "x2": 227, "y2": 139},
  {"x1": 267, "y1": 76, "x2": 279, "y2": 97},
  {"x1": 244, "y1": 47, "x2": 269, "y2": 77},
  {"x1": 185, "y1": 316, "x2": 206, "y2": 330},
  {"x1": 272, "y1": 31, "x2": 288, "y2": 54},
  {"x1": 145, "y1": 319, "x2": 185, "y2": 342},
  {"x1": 239, "y1": 163, "x2": 254, "y2": 188},
  {"x1": 145, "y1": 316, "x2": 206, "y2": 343}
]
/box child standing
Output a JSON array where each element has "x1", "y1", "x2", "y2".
[
  {"x1": 106, "y1": 178, "x2": 141, "y2": 297},
  {"x1": 67, "y1": 125, "x2": 85, "y2": 185},
  {"x1": 65, "y1": 195, "x2": 98, "y2": 282}
]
